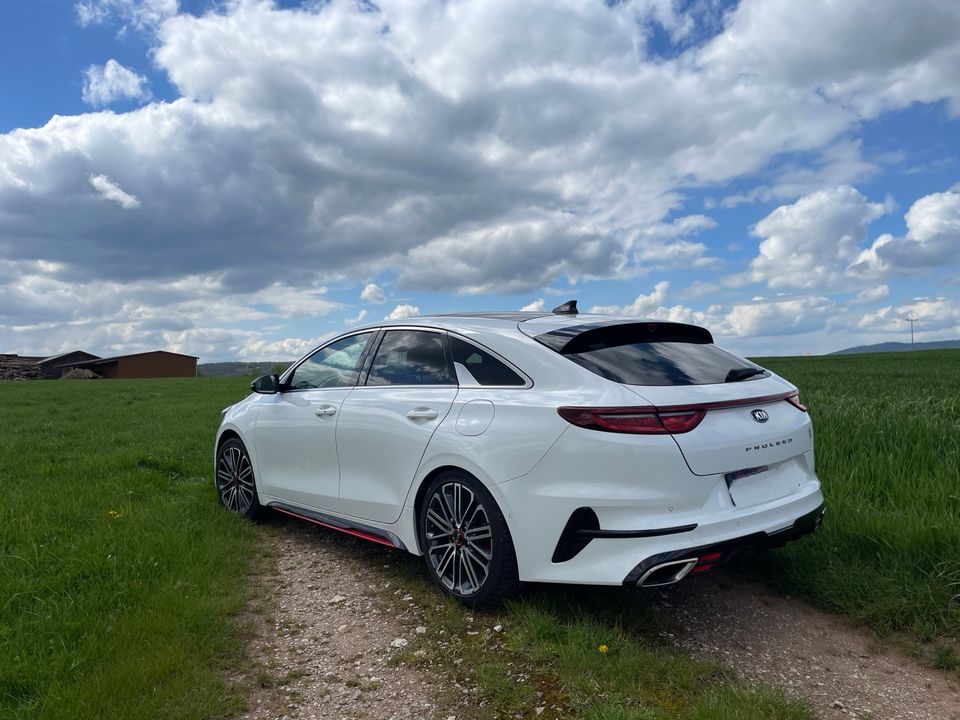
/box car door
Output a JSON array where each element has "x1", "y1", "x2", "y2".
[
  {"x1": 336, "y1": 328, "x2": 458, "y2": 523},
  {"x1": 253, "y1": 331, "x2": 375, "y2": 511}
]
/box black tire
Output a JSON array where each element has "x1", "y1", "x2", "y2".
[
  {"x1": 215, "y1": 437, "x2": 264, "y2": 520},
  {"x1": 418, "y1": 470, "x2": 518, "y2": 607}
]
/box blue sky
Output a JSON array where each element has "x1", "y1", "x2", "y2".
[{"x1": 1, "y1": 0, "x2": 958, "y2": 361}]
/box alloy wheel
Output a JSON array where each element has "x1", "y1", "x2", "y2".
[
  {"x1": 216, "y1": 445, "x2": 255, "y2": 514},
  {"x1": 424, "y1": 481, "x2": 493, "y2": 595}
]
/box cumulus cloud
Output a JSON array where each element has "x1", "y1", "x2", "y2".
[
  {"x1": 591, "y1": 281, "x2": 670, "y2": 316},
  {"x1": 519, "y1": 298, "x2": 545, "y2": 312},
  {"x1": 698, "y1": 0, "x2": 960, "y2": 117},
  {"x1": 88, "y1": 174, "x2": 141, "y2": 208},
  {"x1": 82, "y1": 59, "x2": 151, "y2": 106},
  {"x1": 6, "y1": 0, "x2": 956, "y2": 294},
  {"x1": 385, "y1": 304, "x2": 421, "y2": 320},
  {"x1": 360, "y1": 282, "x2": 386, "y2": 304},
  {"x1": 748, "y1": 186, "x2": 887, "y2": 289},
  {"x1": 849, "y1": 191, "x2": 960, "y2": 277}
]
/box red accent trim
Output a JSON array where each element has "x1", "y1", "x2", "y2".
[
  {"x1": 699, "y1": 551, "x2": 722, "y2": 563},
  {"x1": 272, "y1": 506, "x2": 397, "y2": 548},
  {"x1": 690, "y1": 563, "x2": 714, "y2": 574}
]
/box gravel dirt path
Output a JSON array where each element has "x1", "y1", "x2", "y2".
[
  {"x1": 236, "y1": 519, "x2": 454, "y2": 720},
  {"x1": 239, "y1": 517, "x2": 960, "y2": 720},
  {"x1": 656, "y1": 574, "x2": 960, "y2": 720}
]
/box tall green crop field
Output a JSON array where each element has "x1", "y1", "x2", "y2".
[{"x1": 753, "y1": 349, "x2": 960, "y2": 640}]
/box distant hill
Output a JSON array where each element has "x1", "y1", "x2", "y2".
[
  {"x1": 198, "y1": 361, "x2": 292, "y2": 377},
  {"x1": 831, "y1": 340, "x2": 960, "y2": 355}
]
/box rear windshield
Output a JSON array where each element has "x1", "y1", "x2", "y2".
[{"x1": 533, "y1": 322, "x2": 767, "y2": 386}]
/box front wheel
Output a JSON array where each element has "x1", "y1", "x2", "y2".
[
  {"x1": 215, "y1": 437, "x2": 264, "y2": 520},
  {"x1": 419, "y1": 471, "x2": 518, "y2": 607}
]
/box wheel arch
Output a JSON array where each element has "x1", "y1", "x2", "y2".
[
  {"x1": 409, "y1": 462, "x2": 514, "y2": 556},
  {"x1": 216, "y1": 427, "x2": 242, "y2": 451},
  {"x1": 214, "y1": 425, "x2": 255, "y2": 473}
]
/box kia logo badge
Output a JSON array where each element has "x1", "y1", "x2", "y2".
[{"x1": 751, "y1": 409, "x2": 769, "y2": 423}]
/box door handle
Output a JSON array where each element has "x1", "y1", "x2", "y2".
[
  {"x1": 406, "y1": 407, "x2": 439, "y2": 421},
  {"x1": 314, "y1": 405, "x2": 337, "y2": 417}
]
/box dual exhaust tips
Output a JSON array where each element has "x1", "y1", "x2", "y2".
[{"x1": 635, "y1": 551, "x2": 722, "y2": 587}]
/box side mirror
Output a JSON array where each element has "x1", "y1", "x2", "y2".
[{"x1": 251, "y1": 373, "x2": 280, "y2": 394}]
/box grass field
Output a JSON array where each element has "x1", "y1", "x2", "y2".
[
  {"x1": 754, "y1": 349, "x2": 960, "y2": 644},
  {"x1": 0, "y1": 377, "x2": 254, "y2": 720},
  {"x1": 1, "y1": 349, "x2": 957, "y2": 718}
]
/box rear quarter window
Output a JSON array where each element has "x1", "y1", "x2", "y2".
[{"x1": 449, "y1": 336, "x2": 526, "y2": 387}]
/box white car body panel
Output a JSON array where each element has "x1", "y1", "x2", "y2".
[
  {"x1": 253, "y1": 388, "x2": 349, "y2": 510},
  {"x1": 337, "y1": 385, "x2": 457, "y2": 523},
  {"x1": 215, "y1": 312, "x2": 825, "y2": 588}
]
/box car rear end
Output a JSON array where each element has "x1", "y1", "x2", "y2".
[{"x1": 497, "y1": 315, "x2": 824, "y2": 587}]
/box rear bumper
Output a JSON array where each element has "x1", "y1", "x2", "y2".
[
  {"x1": 494, "y1": 430, "x2": 824, "y2": 585},
  {"x1": 621, "y1": 502, "x2": 824, "y2": 585}
]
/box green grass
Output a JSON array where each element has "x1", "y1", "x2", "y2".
[
  {"x1": 750, "y1": 350, "x2": 960, "y2": 642},
  {"x1": 0, "y1": 377, "x2": 255, "y2": 720}
]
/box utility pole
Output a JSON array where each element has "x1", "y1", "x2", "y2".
[{"x1": 905, "y1": 317, "x2": 917, "y2": 351}]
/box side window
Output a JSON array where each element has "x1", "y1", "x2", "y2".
[
  {"x1": 366, "y1": 330, "x2": 452, "y2": 386},
  {"x1": 288, "y1": 332, "x2": 373, "y2": 389},
  {"x1": 449, "y1": 336, "x2": 526, "y2": 387}
]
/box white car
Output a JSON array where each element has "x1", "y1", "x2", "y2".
[{"x1": 215, "y1": 302, "x2": 824, "y2": 605}]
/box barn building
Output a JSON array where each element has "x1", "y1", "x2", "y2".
[
  {"x1": 71, "y1": 350, "x2": 198, "y2": 379},
  {"x1": 37, "y1": 350, "x2": 102, "y2": 378}
]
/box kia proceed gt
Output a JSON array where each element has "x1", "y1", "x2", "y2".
[{"x1": 214, "y1": 303, "x2": 824, "y2": 605}]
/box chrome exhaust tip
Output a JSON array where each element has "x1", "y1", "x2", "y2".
[{"x1": 635, "y1": 558, "x2": 698, "y2": 587}]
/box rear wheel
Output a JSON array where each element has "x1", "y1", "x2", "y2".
[
  {"x1": 419, "y1": 470, "x2": 518, "y2": 606},
  {"x1": 215, "y1": 437, "x2": 264, "y2": 520}
]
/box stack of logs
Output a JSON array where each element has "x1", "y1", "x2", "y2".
[{"x1": 0, "y1": 356, "x2": 44, "y2": 380}]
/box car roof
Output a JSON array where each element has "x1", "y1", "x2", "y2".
[{"x1": 351, "y1": 312, "x2": 652, "y2": 336}]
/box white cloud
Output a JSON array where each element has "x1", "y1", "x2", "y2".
[
  {"x1": 589, "y1": 287, "x2": 836, "y2": 340},
  {"x1": 721, "y1": 140, "x2": 882, "y2": 208},
  {"x1": 395, "y1": 215, "x2": 627, "y2": 294},
  {"x1": 852, "y1": 285, "x2": 890, "y2": 304},
  {"x1": 748, "y1": 186, "x2": 886, "y2": 289},
  {"x1": 699, "y1": 0, "x2": 960, "y2": 118},
  {"x1": 384, "y1": 304, "x2": 421, "y2": 320},
  {"x1": 345, "y1": 309, "x2": 368, "y2": 325},
  {"x1": 7, "y1": 0, "x2": 954, "y2": 297},
  {"x1": 75, "y1": 0, "x2": 178, "y2": 31},
  {"x1": 642, "y1": 215, "x2": 717, "y2": 238},
  {"x1": 857, "y1": 297, "x2": 960, "y2": 334},
  {"x1": 251, "y1": 283, "x2": 338, "y2": 317},
  {"x1": 360, "y1": 282, "x2": 386, "y2": 304},
  {"x1": 82, "y1": 59, "x2": 151, "y2": 106},
  {"x1": 519, "y1": 298, "x2": 545, "y2": 312},
  {"x1": 849, "y1": 191, "x2": 960, "y2": 277},
  {"x1": 89, "y1": 174, "x2": 141, "y2": 209},
  {"x1": 724, "y1": 296, "x2": 835, "y2": 337},
  {"x1": 591, "y1": 281, "x2": 670, "y2": 316}
]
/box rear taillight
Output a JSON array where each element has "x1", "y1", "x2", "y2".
[
  {"x1": 785, "y1": 392, "x2": 807, "y2": 412},
  {"x1": 557, "y1": 406, "x2": 705, "y2": 434}
]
